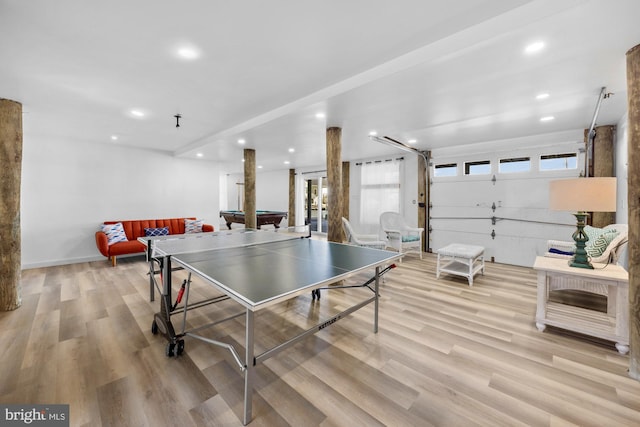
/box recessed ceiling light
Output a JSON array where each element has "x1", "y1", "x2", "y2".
[
  {"x1": 524, "y1": 41, "x2": 545, "y2": 54},
  {"x1": 196, "y1": 153, "x2": 203, "y2": 157},
  {"x1": 284, "y1": 161, "x2": 290, "y2": 165},
  {"x1": 288, "y1": 148, "x2": 295, "y2": 153},
  {"x1": 408, "y1": 139, "x2": 417, "y2": 144},
  {"x1": 241, "y1": 158, "x2": 245, "y2": 162},
  {"x1": 130, "y1": 109, "x2": 145, "y2": 117},
  {"x1": 238, "y1": 139, "x2": 246, "y2": 145},
  {"x1": 536, "y1": 93, "x2": 550, "y2": 100},
  {"x1": 258, "y1": 165, "x2": 263, "y2": 169},
  {"x1": 540, "y1": 116, "x2": 555, "y2": 122},
  {"x1": 177, "y1": 46, "x2": 200, "y2": 60},
  {"x1": 315, "y1": 112, "x2": 325, "y2": 119},
  {"x1": 111, "y1": 135, "x2": 118, "y2": 141},
  {"x1": 369, "y1": 130, "x2": 378, "y2": 136}
]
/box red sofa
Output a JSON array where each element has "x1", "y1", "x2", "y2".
[{"x1": 95, "y1": 217, "x2": 214, "y2": 266}]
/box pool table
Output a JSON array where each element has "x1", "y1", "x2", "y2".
[{"x1": 219, "y1": 210, "x2": 288, "y2": 230}]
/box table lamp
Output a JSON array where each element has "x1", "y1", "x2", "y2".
[{"x1": 549, "y1": 177, "x2": 616, "y2": 269}]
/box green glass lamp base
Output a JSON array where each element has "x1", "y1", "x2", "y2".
[
  {"x1": 569, "y1": 259, "x2": 594, "y2": 269},
  {"x1": 569, "y1": 212, "x2": 593, "y2": 269}
]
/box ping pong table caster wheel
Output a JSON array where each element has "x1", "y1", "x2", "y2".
[
  {"x1": 165, "y1": 340, "x2": 185, "y2": 357},
  {"x1": 166, "y1": 342, "x2": 176, "y2": 357},
  {"x1": 151, "y1": 320, "x2": 158, "y2": 335}
]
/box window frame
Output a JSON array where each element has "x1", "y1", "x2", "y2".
[{"x1": 464, "y1": 160, "x2": 491, "y2": 176}]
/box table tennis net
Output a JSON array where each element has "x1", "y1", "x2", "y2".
[{"x1": 150, "y1": 225, "x2": 310, "y2": 258}]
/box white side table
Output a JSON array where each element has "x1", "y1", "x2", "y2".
[{"x1": 532, "y1": 256, "x2": 629, "y2": 354}]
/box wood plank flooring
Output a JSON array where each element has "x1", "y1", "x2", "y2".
[{"x1": 1, "y1": 253, "x2": 639, "y2": 426}]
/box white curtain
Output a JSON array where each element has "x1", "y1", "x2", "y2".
[{"x1": 359, "y1": 159, "x2": 402, "y2": 234}]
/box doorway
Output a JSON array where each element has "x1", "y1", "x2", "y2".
[{"x1": 305, "y1": 177, "x2": 328, "y2": 233}]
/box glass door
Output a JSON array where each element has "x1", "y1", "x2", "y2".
[{"x1": 304, "y1": 177, "x2": 328, "y2": 233}]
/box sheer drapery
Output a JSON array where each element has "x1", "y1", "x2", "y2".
[{"x1": 359, "y1": 159, "x2": 402, "y2": 234}]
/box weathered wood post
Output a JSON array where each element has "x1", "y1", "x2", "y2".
[
  {"x1": 592, "y1": 125, "x2": 616, "y2": 227},
  {"x1": 288, "y1": 168, "x2": 296, "y2": 227},
  {"x1": 0, "y1": 98, "x2": 23, "y2": 311},
  {"x1": 626, "y1": 43, "x2": 640, "y2": 379},
  {"x1": 244, "y1": 148, "x2": 256, "y2": 229},
  {"x1": 342, "y1": 161, "x2": 350, "y2": 220},
  {"x1": 326, "y1": 127, "x2": 342, "y2": 243}
]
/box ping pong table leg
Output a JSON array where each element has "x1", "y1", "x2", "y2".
[
  {"x1": 374, "y1": 266, "x2": 380, "y2": 333},
  {"x1": 147, "y1": 243, "x2": 155, "y2": 302},
  {"x1": 243, "y1": 309, "x2": 255, "y2": 425}
]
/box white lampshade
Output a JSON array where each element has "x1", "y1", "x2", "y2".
[{"x1": 549, "y1": 177, "x2": 617, "y2": 212}]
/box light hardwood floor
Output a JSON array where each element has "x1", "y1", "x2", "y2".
[{"x1": 1, "y1": 253, "x2": 639, "y2": 426}]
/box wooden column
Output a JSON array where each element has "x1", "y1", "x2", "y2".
[
  {"x1": 0, "y1": 98, "x2": 22, "y2": 311},
  {"x1": 288, "y1": 168, "x2": 295, "y2": 227},
  {"x1": 417, "y1": 156, "x2": 429, "y2": 252},
  {"x1": 418, "y1": 152, "x2": 429, "y2": 252},
  {"x1": 592, "y1": 125, "x2": 616, "y2": 227},
  {"x1": 341, "y1": 161, "x2": 350, "y2": 220},
  {"x1": 243, "y1": 149, "x2": 256, "y2": 229},
  {"x1": 326, "y1": 127, "x2": 342, "y2": 243},
  {"x1": 626, "y1": 43, "x2": 640, "y2": 380}
]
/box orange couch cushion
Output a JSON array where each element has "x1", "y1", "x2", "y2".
[{"x1": 108, "y1": 240, "x2": 147, "y2": 256}]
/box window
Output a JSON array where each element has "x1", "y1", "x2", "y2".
[
  {"x1": 359, "y1": 159, "x2": 402, "y2": 231},
  {"x1": 540, "y1": 153, "x2": 577, "y2": 171},
  {"x1": 434, "y1": 163, "x2": 457, "y2": 177},
  {"x1": 499, "y1": 157, "x2": 531, "y2": 173},
  {"x1": 464, "y1": 160, "x2": 491, "y2": 175}
]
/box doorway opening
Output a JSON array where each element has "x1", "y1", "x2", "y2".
[{"x1": 305, "y1": 177, "x2": 328, "y2": 233}]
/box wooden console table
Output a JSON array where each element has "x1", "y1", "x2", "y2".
[{"x1": 532, "y1": 256, "x2": 629, "y2": 354}]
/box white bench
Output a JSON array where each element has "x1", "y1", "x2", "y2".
[{"x1": 436, "y1": 243, "x2": 485, "y2": 286}]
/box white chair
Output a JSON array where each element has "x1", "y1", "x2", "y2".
[
  {"x1": 379, "y1": 212, "x2": 423, "y2": 259},
  {"x1": 341, "y1": 217, "x2": 387, "y2": 249}
]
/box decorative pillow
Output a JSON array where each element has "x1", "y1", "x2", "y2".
[
  {"x1": 184, "y1": 219, "x2": 203, "y2": 234},
  {"x1": 144, "y1": 227, "x2": 169, "y2": 237},
  {"x1": 101, "y1": 222, "x2": 128, "y2": 245},
  {"x1": 586, "y1": 230, "x2": 619, "y2": 258},
  {"x1": 583, "y1": 225, "x2": 606, "y2": 242},
  {"x1": 401, "y1": 235, "x2": 420, "y2": 242}
]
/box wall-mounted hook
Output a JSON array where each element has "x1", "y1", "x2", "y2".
[
  {"x1": 491, "y1": 202, "x2": 496, "y2": 212},
  {"x1": 491, "y1": 229, "x2": 496, "y2": 240},
  {"x1": 174, "y1": 114, "x2": 182, "y2": 128}
]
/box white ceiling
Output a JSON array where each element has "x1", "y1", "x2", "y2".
[{"x1": 2, "y1": 0, "x2": 639, "y2": 173}]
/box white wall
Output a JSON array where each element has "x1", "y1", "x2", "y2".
[
  {"x1": 225, "y1": 170, "x2": 289, "y2": 211},
  {"x1": 223, "y1": 169, "x2": 290, "y2": 228},
  {"x1": 21, "y1": 136, "x2": 220, "y2": 268}
]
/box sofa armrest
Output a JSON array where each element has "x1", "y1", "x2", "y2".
[
  {"x1": 95, "y1": 231, "x2": 109, "y2": 257},
  {"x1": 547, "y1": 240, "x2": 575, "y2": 252}
]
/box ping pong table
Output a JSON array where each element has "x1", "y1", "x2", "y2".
[{"x1": 140, "y1": 227, "x2": 402, "y2": 425}]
